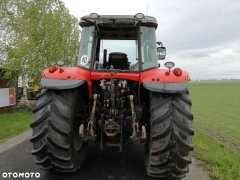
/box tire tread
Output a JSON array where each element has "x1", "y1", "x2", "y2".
[{"x1": 146, "y1": 92, "x2": 194, "y2": 179}]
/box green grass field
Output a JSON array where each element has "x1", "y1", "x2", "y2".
[
  {"x1": 0, "y1": 108, "x2": 32, "y2": 143},
  {"x1": 189, "y1": 81, "x2": 240, "y2": 180}
]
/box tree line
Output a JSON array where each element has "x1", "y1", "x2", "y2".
[{"x1": 0, "y1": 0, "x2": 80, "y2": 86}]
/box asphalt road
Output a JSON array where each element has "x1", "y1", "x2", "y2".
[{"x1": 0, "y1": 135, "x2": 208, "y2": 180}]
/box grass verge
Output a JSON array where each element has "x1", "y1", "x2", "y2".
[
  {"x1": 190, "y1": 82, "x2": 240, "y2": 179},
  {"x1": 190, "y1": 82, "x2": 240, "y2": 147},
  {"x1": 194, "y1": 129, "x2": 240, "y2": 180},
  {"x1": 0, "y1": 108, "x2": 32, "y2": 143}
]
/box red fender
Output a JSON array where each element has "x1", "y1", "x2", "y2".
[
  {"x1": 139, "y1": 68, "x2": 190, "y2": 93},
  {"x1": 42, "y1": 66, "x2": 92, "y2": 95},
  {"x1": 140, "y1": 68, "x2": 189, "y2": 83}
]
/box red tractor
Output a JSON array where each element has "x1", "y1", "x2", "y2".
[{"x1": 30, "y1": 13, "x2": 193, "y2": 179}]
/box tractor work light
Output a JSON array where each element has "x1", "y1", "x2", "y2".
[
  {"x1": 134, "y1": 13, "x2": 145, "y2": 19},
  {"x1": 164, "y1": 61, "x2": 175, "y2": 70},
  {"x1": 90, "y1": 13, "x2": 100, "y2": 18},
  {"x1": 56, "y1": 59, "x2": 65, "y2": 66},
  {"x1": 173, "y1": 68, "x2": 183, "y2": 76}
]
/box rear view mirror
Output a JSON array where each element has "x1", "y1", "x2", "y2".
[{"x1": 157, "y1": 47, "x2": 166, "y2": 60}]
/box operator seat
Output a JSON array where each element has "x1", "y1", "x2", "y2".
[{"x1": 108, "y1": 52, "x2": 130, "y2": 70}]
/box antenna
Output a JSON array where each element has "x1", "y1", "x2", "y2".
[{"x1": 146, "y1": 2, "x2": 149, "y2": 16}]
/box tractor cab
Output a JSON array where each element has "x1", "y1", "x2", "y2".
[{"x1": 78, "y1": 13, "x2": 166, "y2": 71}]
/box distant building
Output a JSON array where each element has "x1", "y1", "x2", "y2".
[
  {"x1": 0, "y1": 68, "x2": 8, "y2": 88},
  {"x1": 0, "y1": 68, "x2": 17, "y2": 108}
]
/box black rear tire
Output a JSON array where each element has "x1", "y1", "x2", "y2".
[
  {"x1": 30, "y1": 88, "x2": 88, "y2": 172},
  {"x1": 145, "y1": 92, "x2": 194, "y2": 179}
]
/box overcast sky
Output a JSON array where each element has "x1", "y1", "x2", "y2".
[{"x1": 62, "y1": 0, "x2": 240, "y2": 80}]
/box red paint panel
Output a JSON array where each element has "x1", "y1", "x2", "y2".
[
  {"x1": 9, "y1": 88, "x2": 15, "y2": 105},
  {"x1": 87, "y1": 82, "x2": 93, "y2": 96},
  {"x1": 91, "y1": 72, "x2": 140, "y2": 81},
  {"x1": 140, "y1": 68, "x2": 189, "y2": 83},
  {"x1": 42, "y1": 67, "x2": 92, "y2": 96},
  {"x1": 43, "y1": 67, "x2": 91, "y2": 82}
]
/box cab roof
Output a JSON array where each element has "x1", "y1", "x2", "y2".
[{"x1": 79, "y1": 13, "x2": 158, "y2": 28}]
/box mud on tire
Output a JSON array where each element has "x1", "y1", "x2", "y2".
[
  {"x1": 30, "y1": 88, "x2": 88, "y2": 172},
  {"x1": 145, "y1": 92, "x2": 194, "y2": 179}
]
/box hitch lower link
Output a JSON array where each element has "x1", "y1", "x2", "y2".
[
  {"x1": 130, "y1": 122, "x2": 146, "y2": 143},
  {"x1": 79, "y1": 94, "x2": 99, "y2": 141},
  {"x1": 129, "y1": 95, "x2": 146, "y2": 143}
]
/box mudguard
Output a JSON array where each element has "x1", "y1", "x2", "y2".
[
  {"x1": 143, "y1": 82, "x2": 188, "y2": 93},
  {"x1": 41, "y1": 77, "x2": 85, "y2": 90},
  {"x1": 140, "y1": 68, "x2": 189, "y2": 93},
  {"x1": 40, "y1": 66, "x2": 91, "y2": 91}
]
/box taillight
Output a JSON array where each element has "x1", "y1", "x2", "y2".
[
  {"x1": 48, "y1": 65, "x2": 58, "y2": 73},
  {"x1": 173, "y1": 68, "x2": 182, "y2": 76},
  {"x1": 59, "y1": 68, "x2": 64, "y2": 73},
  {"x1": 165, "y1": 71, "x2": 170, "y2": 76}
]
